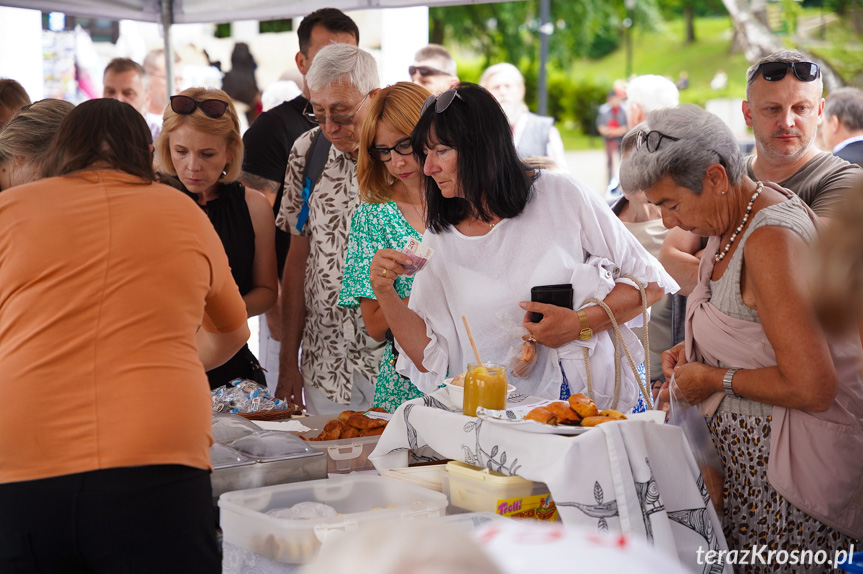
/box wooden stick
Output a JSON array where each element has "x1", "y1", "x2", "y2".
[{"x1": 461, "y1": 315, "x2": 483, "y2": 366}]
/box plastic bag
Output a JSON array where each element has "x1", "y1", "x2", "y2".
[
  {"x1": 665, "y1": 375, "x2": 725, "y2": 513},
  {"x1": 496, "y1": 312, "x2": 538, "y2": 379}
]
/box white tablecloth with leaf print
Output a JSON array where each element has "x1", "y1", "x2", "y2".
[{"x1": 369, "y1": 389, "x2": 732, "y2": 574}]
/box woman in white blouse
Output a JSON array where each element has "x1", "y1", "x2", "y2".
[{"x1": 370, "y1": 84, "x2": 677, "y2": 411}]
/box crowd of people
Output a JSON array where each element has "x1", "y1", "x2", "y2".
[{"x1": 1, "y1": 5, "x2": 863, "y2": 571}]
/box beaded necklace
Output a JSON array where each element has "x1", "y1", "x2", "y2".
[{"x1": 714, "y1": 180, "x2": 763, "y2": 263}]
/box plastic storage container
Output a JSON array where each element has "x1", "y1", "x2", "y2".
[
  {"x1": 299, "y1": 414, "x2": 383, "y2": 473},
  {"x1": 379, "y1": 464, "x2": 446, "y2": 492},
  {"x1": 219, "y1": 475, "x2": 448, "y2": 564},
  {"x1": 442, "y1": 461, "x2": 558, "y2": 521}
]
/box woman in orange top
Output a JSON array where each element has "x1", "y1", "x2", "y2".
[{"x1": 0, "y1": 98, "x2": 249, "y2": 572}]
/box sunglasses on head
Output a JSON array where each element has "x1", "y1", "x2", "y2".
[
  {"x1": 635, "y1": 130, "x2": 680, "y2": 153},
  {"x1": 409, "y1": 65, "x2": 450, "y2": 78},
  {"x1": 420, "y1": 89, "x2": 462, "y2": 116},
  {"x1": 755, "y1": 61, "x2": 820, "y2": 83},
  {"x1": 170, "y1": 95, "x2": 229, "y2": 119},
  {"x1": 368, "y1": 137, "x2": 413, "y2": 162}
]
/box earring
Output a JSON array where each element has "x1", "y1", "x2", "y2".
[
  {"x1": 721, "y1": 190, "x2": 726, "y2": 195},
  {"x1": 222, "y1": 170, "x2": 228, "y2": 177}
]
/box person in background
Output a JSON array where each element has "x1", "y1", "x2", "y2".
[
  {"x1": 0, "y1": 99, "x2": 74, "y2": 192},
  {"x1": 156, "y1": 88, "x2": 278, "y2": 390},
  {"x1": 0, "y1": 78, "x2": 30, "y2": 131},
  {"x1": 479, "y1": 63, "x2": 567, "y2": 172},
  {"x1": 0, "y1": 98, "x2": 249, "y2": 572},
  {"x1": 103, "y1": 57, "x2": 160, "y2": 142},
  {"x1": 241, "y1": 7, "x2": 359, "y2": 397},
  {"x1": 660, "y1": 50, "x2": 863, "y2": 296},
  {"x1": 372, "y1": 84, "x2": 675, "y2": 412},
  {"x1": 410, "y1": 44, "x2": 459, "y2": 95},
  {"x1": 623, "y1": 104, "x2": 863, "y2": 569},
  {"x1": 275, "y1": 44, "x2": 384, "y2": 413},
  {"x1": 822, "y1": 86, "x2": 863, "y2": 167},
  {"x1": 596, "y1": 89, "x2": 628, "y2": 184},
  {"x1": 222, "y1": 42, "x2": 262, "y2": 125},
  {"x1": 338, "y1": 82, "x2": 431, "y2": 413},
  {"x1": 143, "y1": 48, "x2": 184, "y2": 139}
]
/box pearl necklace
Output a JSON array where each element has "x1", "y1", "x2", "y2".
[{"x1": 714, "y1": 180, "x2": 763, "y2": 263}]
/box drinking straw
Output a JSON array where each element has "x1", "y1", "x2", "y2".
[{"x1": 461, "y1": 315, "x2": 483, "y2": 366}]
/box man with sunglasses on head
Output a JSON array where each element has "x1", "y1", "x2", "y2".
[
  {"x1": 660, "y1": 49, "x2": 862, "y2": 296},
  {"x1": 274, "y1": 43, "x2": 384, "y2": 414},
  {"x1": 241, "y1": 8, "x2": 358, "y2": 397},
  {"x1": 410, "y1": 44, "x2": 459, "y2": 95}
]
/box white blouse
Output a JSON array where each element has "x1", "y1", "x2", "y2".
[{"x1": 395, "y1": 171, "x2": 678, "y2": 411}]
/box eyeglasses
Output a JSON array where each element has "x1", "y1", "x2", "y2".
[
  {"x1": 635, "y1": 130, "x2": 680, "y2": 153},
  {"x1": 368, "y1": 137, "x2": 413, "y2": 162},
  {"x1": 755, "y1": 61, "x2": 820, "y2": 83},
  {"x1": 421, "y1": 89, "x2": 462, "y2": 116},
  {"x1": 169, "y1": 95, "x2": 229, "y2": 119},
  {"x1": 305, "y1": 92, "x2": 370, "y2": 126},
  {"x1": 409, "y1": 65, "x2": 450, "y2": 78}
]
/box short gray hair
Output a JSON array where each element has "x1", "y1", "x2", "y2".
[
  {"x1": 825, "y1": 86, "x2": 863, "y2": 133},
  {"x1": 625, "y1": 74, "x2": 679, "y2": 116},
  {"x1": 306, "y1": 44, "x2": 379, "y2": 95},
  {"x1": 746, "y1": 49, "x2": 822, "y2": 100},
  {"x1": 479, "y1": 63, "x2": 523, "y2": 89},
  {"x1": 619, "y1": 104, "x2": 745, "y2": 195},
  {"x1": 414, "y1": 44, "x2": 457, "y2": 75}
]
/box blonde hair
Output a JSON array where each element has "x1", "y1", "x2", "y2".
[
  {"x1": 0, "y1": 98, "x2": 75, "y2": 175},
  {"x1": 155, "y1": 87, "x2": 243, "y2": 183},
  {"x1": 812, "y1": 187, "x2": 863, "y2": 333},
  {"x1": 357, "y1": 82, "x2": 430, "y2": 203}
]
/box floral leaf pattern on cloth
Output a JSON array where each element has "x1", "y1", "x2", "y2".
[
  {"x1": 635, "y1": 457, "x2": 665, "y2": 543},
  {"x1": 276, "y1": 128, "x2": 383, "y2": 405},
  {"x1": 338, "y1": 201, "x2": 424, "y2": 412},
  {"x1": 558, "y1": 480, "x2": 620, "y2": 527}
]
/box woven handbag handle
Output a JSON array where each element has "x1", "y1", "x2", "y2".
[{"x1": 581, "y1": 275, "x2": 653, "y2": 411}]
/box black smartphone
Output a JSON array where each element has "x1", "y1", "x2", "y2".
[{"x1": 529, "y1": 284, "x2": 574, "y2": 323}]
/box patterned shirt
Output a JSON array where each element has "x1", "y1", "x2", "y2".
[
  {"x1": 338, "y1": 201, "x2": 425, "y2": 412},
  {"x1": 276, "y1": 128, "x2": 383, "y2": 404}
]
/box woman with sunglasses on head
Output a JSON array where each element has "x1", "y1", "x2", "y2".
[
  {"x1": 370, "y1": 83, "x2": 677, "y2": 411},
  {"x1": 621, "y1": 105, "x2": 863, "y2": 566},
  {"x1": 156, "y1": 88, "x2": 278, "y2": 390},
  {"x1": 0, "y1": 98, "x2": 249, "y2": 571},
  {"x1": 337, "y1": 82, "x2": 431, "y2": 412}
]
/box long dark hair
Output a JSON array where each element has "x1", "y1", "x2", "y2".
[
  {"x1": 410, "y1": 83, "x2": 534, "y2": 233},
  {"x1": 44, "y1": 98, "x2": 154, "y2": 182}
]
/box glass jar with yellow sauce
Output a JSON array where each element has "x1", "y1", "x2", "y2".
[{"x1": 463, "y1": 362, "x2": 508, "y2": 417}]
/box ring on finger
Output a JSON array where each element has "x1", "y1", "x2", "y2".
[
  {"x1": 381, "y1": 268, "x2": 387, "y2": 278},
  {"x1": 526, "y1": 335, "x2": 537, "y2": 343}
]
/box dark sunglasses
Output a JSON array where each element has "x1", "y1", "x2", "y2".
[
  {"x1": 409, "y1": 65, "x2": 450, "y2": 78},
  {"x1": 635, "y1": 130, "x2": 680, "y2": 153},
  {"x1": 756, "y1": 61, "x2": 820, "y2": 83},
  {"x1": 170, "y1": 95, "x2": 229, "y2": 119},
  {"x1": 368, "y1": 137, "x2": 413, "y2": 162},
  {"x1": 421, "y1": 89, "x2": 462, "y2": 116}
]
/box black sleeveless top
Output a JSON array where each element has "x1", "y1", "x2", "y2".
[{"x1": 181, "y1": 180, "x2": 255, "y2": 296}]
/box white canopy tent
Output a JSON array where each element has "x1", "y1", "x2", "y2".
[{"x1": 0, "y1": 0, "x2": 508, "y2": 102}]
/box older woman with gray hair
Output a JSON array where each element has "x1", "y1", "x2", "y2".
[{"x1": 620, "y1": 104, "x2": 863, "y2": 568}]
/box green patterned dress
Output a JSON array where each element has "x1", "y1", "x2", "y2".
[{"x1": 338, "y1": 201, "x2": 425, "y2": 412}]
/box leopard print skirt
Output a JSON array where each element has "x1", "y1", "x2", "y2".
[{"x1": 707, "y1": 411, "x2": 859, "y2": 574}]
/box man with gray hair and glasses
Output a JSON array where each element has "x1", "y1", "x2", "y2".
[
  {"x1": 822, "y1": 86, "x2": 863, "y2": 167},
  {"x1": 275, "y1": 44, "x2": 383, "y2": 414},
  {"x1": 660, "y1": 49, "x2": 862, "y2": 295}
]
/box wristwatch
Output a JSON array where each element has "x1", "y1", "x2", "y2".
[
  {"x1": 576, "y1": 309, "x2": 593, "y2": 341},
  {"x1": 723, "y1": 367, "x2": 741, "y2": 398}
]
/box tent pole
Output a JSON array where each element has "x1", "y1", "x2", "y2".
[
  {"x1": 161, "y1": 0, "x2": 175, "y2": 104},
  {"x1": 538, "y1": 0, "x2": 550, "y2": 116}
]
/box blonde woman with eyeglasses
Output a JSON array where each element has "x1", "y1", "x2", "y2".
[
  {"x1": 156, "y1": 87, "x2": 278, "y2": 390},
  {"x1": 337, "y1": 82, "x2": 431, "y2": 412}
]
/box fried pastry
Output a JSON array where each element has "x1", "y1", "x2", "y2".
[
  {"x1": 525, "y1": 406, "x2": 558, "y2": 426},
  {"x1": 545, "y1": 401, "x2": 581, "y2": 425},
  {"x1": 599, "y1": 409, "x2": 627, "y2": 420},
  {"x1": 346, "y1": 413, "x2": 387, "y2": 430},
  {"x1": 568, "y1": 393, "x2": 599, "y2": 418},
  {"x1": 581, "y1": 415, "x2": 616, "y2": 427}
]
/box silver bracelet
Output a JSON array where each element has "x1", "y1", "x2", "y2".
[{"x1": 723, "y1": 367, "x2": 741, "y2": 398}]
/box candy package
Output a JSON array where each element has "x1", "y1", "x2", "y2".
[{"x1": 211, "y1": 378, "x2": 295, "y2": 414}]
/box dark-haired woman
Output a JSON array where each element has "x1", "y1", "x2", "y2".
[
  {"x1": 0, "y1": 98, "x2": 249, "y2": 571},
  {"x1": 156, "y1": 87, "x2": 278, "y2": 390},
  {"x1": 370, "y1": 84, "x2": 677, "y2": 410}
]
